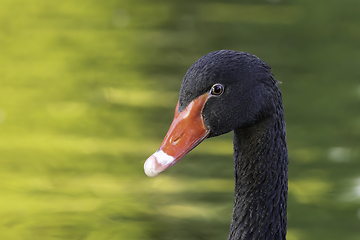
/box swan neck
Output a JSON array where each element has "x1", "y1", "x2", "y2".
[{"x1": 228, "y1": 115, "x2": 288, "y2": 240}]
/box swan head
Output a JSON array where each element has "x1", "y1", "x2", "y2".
[{"x1": 144, "y1": 50, "x2": 280, "y2": 177}]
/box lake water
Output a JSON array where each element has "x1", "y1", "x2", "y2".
[{"x1": 0, "y1": 0, "x2": 359, "y2": 239}]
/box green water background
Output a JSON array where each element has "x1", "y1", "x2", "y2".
[{"x1": 0, "y1": 0, "x2": 359, "y2": 239}]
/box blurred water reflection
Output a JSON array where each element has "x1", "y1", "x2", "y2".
[{"x1": 0, "y1": 0, "x2": 359, "y2": 240}]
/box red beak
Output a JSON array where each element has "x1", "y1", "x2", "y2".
[{"x1": 144, "y1": 93, "x2": 210, "y2": 177}]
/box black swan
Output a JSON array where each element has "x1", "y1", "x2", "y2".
[{"x1": 144, "y1": 50, "x2": 288, "y2": 240}]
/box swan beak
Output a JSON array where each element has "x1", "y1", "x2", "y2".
[{"x1": 144, "y1": 93, "x2": 210, "y2": 177}]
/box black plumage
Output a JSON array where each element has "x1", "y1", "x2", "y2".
[{"x1": 178, "y1": 50, "x2": 288, "y2": 240}]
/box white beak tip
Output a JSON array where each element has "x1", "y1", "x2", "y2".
[
  {"x1": 144, "y1": 155, "x2": 159, "y2": 177},
  {"x1": 144, "y1": 150, "x2": 175, "y2": 177}
]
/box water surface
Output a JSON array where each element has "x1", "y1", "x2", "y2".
[{"x1": 0, "y1": 0, "x2": 359, "y2": 239}]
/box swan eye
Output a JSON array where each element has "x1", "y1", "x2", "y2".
[{"x1": 210, "y1": 84, "x2": 224, "y2": 96}]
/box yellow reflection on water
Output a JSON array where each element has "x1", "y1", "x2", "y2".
[
  {"x1": 289, "y1": 179, "x2": 332, "y2": 204},
  {"x1": 287, "y1": 228, "x2": 303, "y2": 240},
  {"x1": 103, "y1": 88, "x2": 178, "y2": 107},
  {"x1": 0, "y1": 134, "x2": 160, "y2": 155},
  {"x1": 47, "y1": 102, "x2": 87, "y2": 118},
  {"x1": 158, "y1": 204, "x2": 228, "y2": 220},
  {"x1": 148, "y1": 176, "x2": 233, "y2": 194}
]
